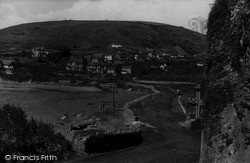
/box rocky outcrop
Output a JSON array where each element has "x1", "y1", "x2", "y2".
[{"x1": 201, "y1": 0, "x2": 250, "y2": 162}]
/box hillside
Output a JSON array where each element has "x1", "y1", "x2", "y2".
[{"x1": 0, "y1": 20, "x2": 206, "y2": 55}]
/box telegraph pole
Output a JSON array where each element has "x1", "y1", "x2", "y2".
[
  {"x1": 112, "y1": 84, "x2": 115, "y2": 112},
  {"x1": 112, "y1": 74, "x2": 117, "y2": 112}
]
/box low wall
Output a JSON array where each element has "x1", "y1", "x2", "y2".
[
  {"x1": 134, "y1": 80, "x2": 196, "y2": 85},
  {"x1": 122, "y1": 84, "x2": 161, "y2": 124}
]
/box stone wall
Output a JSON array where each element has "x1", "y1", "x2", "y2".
[
  {"x1": 122, "y1": 84, "x2": 161, "y2": 124},
  {"x1": 201, "y1": 0, "x2": 250, "y2": 162}
]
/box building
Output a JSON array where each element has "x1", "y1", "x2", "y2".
[
  {"x1": 197, "y1": 61, "x2": 204, "y2": 67},
  {"x1": 121, "y1": 66, "x2": 132, "y2": 74},
  {"x1": 134, "y1": 54, "x2": 139, "y2": 60},
  {"x1": 160, "y1": 64, "x2": 168, "y2": 71},
  {"x1": 173, "y1": 45, "x2": 190, "y2": 58},
  {"x1": 106, "y1": 67, "x2": 115, "y2": 74},
  {"x1": 1, "y1": 59, "x2": 14, "y2": 75},
  {"x1": 31, "y1": 47, "x2": 49, "y2": 58},
  {"x1": 185, "y1": 84, "x2": 203, "y2": 120},
  {"x1": 87, "y1": 62, "x2": 105, "y2": 74},
  {"x1": 111, "y1": 44, "x2": 123, "y2": 48},
  {"x1": 91, "y1": 53, "x2": 104, "y2": 63},
  {"x1": 66, "y1": 59, "x2": 83, "y2": 71},
  {"x1": 104, "y1": 54, "x2": 113, "y2": 61}
]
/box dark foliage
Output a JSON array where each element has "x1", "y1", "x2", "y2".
[
  {"x1": 48, "y1": 48, "x2": 71, "y2": 64},
  {"x1": 0, "y1": 104, "x2": 74, "y2": 162},
  {"x1": 202, "y1": 0, "x2": 250, "y2": 161},
  {"x1": 31, "y1": 63, "x2": 54, "y2": 82},
  {"x1": 85, "y1": 131, "x2": 143, "y2": 153}
]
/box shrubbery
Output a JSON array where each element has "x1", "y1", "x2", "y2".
[
  {"x1": 85, "y1": 131, "x2": 143, "y2": 153},
  {"x1": 0, "y1": 104, "x2": 74, "y2": 162}
]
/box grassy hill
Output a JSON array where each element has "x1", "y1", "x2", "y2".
[{"x1": 0, "y1": 20, "x2": 206, "y2": 55}]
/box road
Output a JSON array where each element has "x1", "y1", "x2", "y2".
[{"x1": 72, "y1": 88, "x2": 201, "y2": 163}]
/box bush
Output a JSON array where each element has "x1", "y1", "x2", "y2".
[
  {"x1": 0, "y1": 104, "x2": 74, "y2": 162},
  {"x1": 85, "y1": 131, "x2": 143, "y2": 153}
]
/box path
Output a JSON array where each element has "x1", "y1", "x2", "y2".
[{"x1": 74, "y1": 86, "x2": 201, "y2": 163}]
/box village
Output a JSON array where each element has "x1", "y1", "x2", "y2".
[{"x1": 0, "y1": 43, "x2": 204, "y2": 85}]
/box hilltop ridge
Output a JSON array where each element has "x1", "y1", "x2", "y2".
[{"x1": 0, "y1": 20, "x2": 206, "y2": 55}]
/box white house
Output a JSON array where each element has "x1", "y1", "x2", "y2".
[
  {"x1": 104, "y1": 54, "x2": 113, "y2": 61},
  {"x1": 134, "y1": 54, "x2": 139, "y2": 60},
  {"x1": 121, "y1": 66, "x2": 132, "y2": 74},
  {"x1": 2, "y1": 59, "x2": 14, "y2": 75},
  {"x1": 196, "y1": 61, "x2": 204, "y2": 67},
  {"x1": 111, "y1": 44, "x2": 123, "y2": 48}
]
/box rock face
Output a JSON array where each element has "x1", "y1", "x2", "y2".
[{"x1": 201, "y1": 0, "x2": 250, "y2": 162}]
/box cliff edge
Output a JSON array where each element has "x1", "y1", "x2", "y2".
[{"x1": 201, "y1": 0, "x2": 250, "y2": 162}]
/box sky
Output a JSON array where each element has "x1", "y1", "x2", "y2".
[{"x1": 0, "y1": 0, "x2": 214, "y2": 29}]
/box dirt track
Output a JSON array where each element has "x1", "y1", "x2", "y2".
[{"x1": 76, "y1": 90, "x2": 201, "y2": 163}]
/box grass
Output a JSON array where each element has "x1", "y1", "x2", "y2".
[{"x1": 0, "y1": 20, "x2": 206, "y2": 55}]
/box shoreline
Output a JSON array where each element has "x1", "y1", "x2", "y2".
[{"x1": 0, "y1": 81, "x2": 102, "y2": 92}]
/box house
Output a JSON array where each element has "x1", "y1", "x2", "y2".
[
  {"x1": 87, "y1": 62, "x2": 105, "y2": 74},
  {"x1": 111, "y1": 44, "x2": 123, "y2": 48},
  {"x1": 147, "y1": 53, "x2": 153, "y2": 58},
  {"x1": 196, "y1": 61, "x2": 204, "y2": 67},
  {"x1": 106, "y1": 67, "x2": 115, "y2": 74},
  {"x1": 66, "y1": 59, "x2": 83, "y2": 71},
  {"x1": 160, "y1": 64, "x2": 168, "y2": 71},
  {"x1": 134, "y1": 54, "x2": 139, "y2": 60},
  {"x1": 121, "y1": 66, "x2": 132, "y2": 74},
  {"x1": 91, "y1": 53, "x2": 104, "y2": 63},
  {"x1": 104, "y1": 54, "x2": 113, "y2": 61},
  {"x1": 2, "y1": 59, "x2": 14, "y2": 75},
  {"x1": 31, "y1": 47, "x2": 49, "y2": 58},
  {"x1": 173, "y1": 45, "x2": 190, "y2": 58},
  {"x1": 162, "y1": 53, "x2": 170, "y2": 57}
]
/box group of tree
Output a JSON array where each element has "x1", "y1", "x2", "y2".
[
  {"x1": 0, "y1": 104, "x2": 74, "y2": 162},
  {"x1": 48, "y1": 48, "x2": 72, "y2": 64}
]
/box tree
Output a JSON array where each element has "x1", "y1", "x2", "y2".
[
  {"x1": 0, "y1": 104, "x2": 74, "y2": 162},
  {"x1": 61, "y1": 48, "x2": 71, "y2": 60}
]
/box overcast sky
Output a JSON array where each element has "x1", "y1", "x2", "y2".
[{"x1": 0, "y1": 0, "x2": 214, "y2": 29}]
